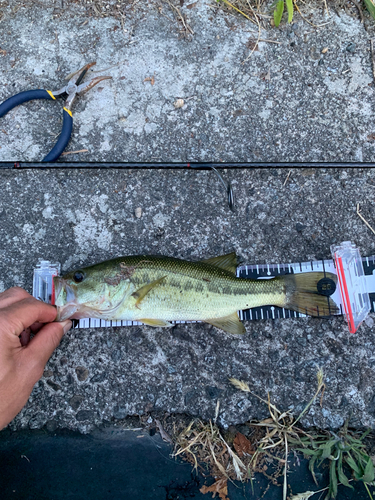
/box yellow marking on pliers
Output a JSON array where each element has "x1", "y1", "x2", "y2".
[
  {"x1": 46, "y1": 90, "x2": 56, "y2": 100},
  {"x1": 63, "y1": 107, "x2": 73, "y2": 117}
]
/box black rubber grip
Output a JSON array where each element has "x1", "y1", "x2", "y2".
[
  {"x1": 0, "y1": 89, "x2": 55, "y2": 117},
  {"x1": 42, "y1": 108, "x2": 73, "y2": 162}
]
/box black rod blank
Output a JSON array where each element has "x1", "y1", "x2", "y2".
[{"x1": 1, "y1": 161, "x2": 375, "y2": 169}]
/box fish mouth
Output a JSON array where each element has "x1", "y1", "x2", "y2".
[
  {"x1": 54, "y1": 277, "x2": 80, "y2": 321},
  {"x1": 54, "y1": 277, "x2": 76, "y2": 306}
]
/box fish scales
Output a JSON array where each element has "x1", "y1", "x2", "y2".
[{"x1": 87, "y1": 255, "x2": 284, "y2": 321}]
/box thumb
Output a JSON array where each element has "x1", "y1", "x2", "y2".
[{"x1": 26, "y1": 320, "x2": 72, "y2": 367}]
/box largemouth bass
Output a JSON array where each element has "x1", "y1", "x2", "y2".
[{"x1": 54, "y1": 252, "x2": 339, "y2": 335}]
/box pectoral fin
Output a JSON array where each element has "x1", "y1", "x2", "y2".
[
  {"x1": 205, "y1": 312, "x2": 245, "y2": 335},
  {"x1": 132, "y1": 276, "x2": 167, "y2": 308},
  {"x1": 140, "y1": 318, "x2": 173, "y2": 328}
]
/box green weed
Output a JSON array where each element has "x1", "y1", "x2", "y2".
[
  {"x1": 294, "y1": 421, "x2": 374, "y2": 500},
  {"x1": 272, "y1": 0, "x2": 293, "y2": 27}
]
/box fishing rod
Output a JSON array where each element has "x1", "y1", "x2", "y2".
[
  {"x1": 1, "y1": 161, "x2": 375, "y2": 169},
  {"x1": 1, "y1": 161, "x2": 373, "y2": 209}
]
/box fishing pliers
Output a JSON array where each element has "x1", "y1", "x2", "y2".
[{"x1": 0, "y1": 62, "x2": 112, "y2": 162}]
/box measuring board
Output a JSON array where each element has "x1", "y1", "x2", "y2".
[
  {"x1": 33, "y1": 245, "x2": 375, "y2": 332},
  {"x1": 237, "y1": 257, "x2": 375, "y2": 322}
]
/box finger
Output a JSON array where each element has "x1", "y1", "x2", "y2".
[
  {"x1": 29, "y1": 322, "x2": 45, "y2": 334},
  {"x1": 19, "y1": 328, "x2": 31, "y2": 347},
  {"x1": 2, "y1": 298, "x2": 57, "y2": 337},
  {"x1": 0, "y1": 287, "x2": 31, "y2": 309},
  {"x1": 19, "y1": 323, "x2": 45, "y2": 347},
  {"x1": 26, "y1": 320, "x2": 72, "y2": 368}
]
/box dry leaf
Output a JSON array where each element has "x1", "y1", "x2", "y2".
[
  {"x1": 233, "y1": 432, "x2": 254, "y2": 457},
  {"x1": 155, "y1": 418, "x2": 173, "y2": 444},
  {"x1": 200, "y1": 478, "x2": 229, "y2": 500},
  {"x1": 144, "y1": 76, "x2": 155, "y2": 85},
  {"x1": 187, "y1": 1, "x2": 197, "y2": 8}
]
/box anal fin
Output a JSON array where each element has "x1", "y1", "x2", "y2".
[
  {"x1": 140, "y1": 318, "x2": 173, "y2": 328},
  {"x1": 205, "y1": 312, "x2": 245, "y2": 335}
]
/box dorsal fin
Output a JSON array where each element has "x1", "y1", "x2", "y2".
[{"x1": 201, "y1": 252, "x2": 237, "y2": 275}]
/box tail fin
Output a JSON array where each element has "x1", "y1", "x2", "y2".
[{"x1": 280, "y1": 272, "x2": 339, "y2": 317}]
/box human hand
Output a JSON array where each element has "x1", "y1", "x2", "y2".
[{"x1": 0, "y1": 287, "x2": 72, "y2": 430}]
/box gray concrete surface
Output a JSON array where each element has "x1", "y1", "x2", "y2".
[
  {"x1": 1, "y1": 1, "x2": 375, "y2": 434},
  {"x1": 0, "y1": 0, "x2": 375, "y2": 161},
  {"x1": 0, "y1": 167, "x2": 375, "y2": 433}
]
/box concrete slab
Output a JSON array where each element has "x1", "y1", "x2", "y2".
[
  {"x1": 1, "y1": 0, "x2": 375, "y2": 434},
  {"x1": 0, "y1": 167, "x2": 375, "y2": 432},
  {"x1": 0, "y1": 0, "x2": 375, "y2": 161}
]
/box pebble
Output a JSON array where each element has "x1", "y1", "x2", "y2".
[
  {"x1": 236, "y1": 424, "x2": 251, "y2": 437},
  {"x1": 268, "y1": 350, "x2": 280, "y2": 362},
  {"x1": 365, "y1": 316, "x2": 374, "y2": 328},
  {"x1": 174, "y1": 98, "x2": 184, "y2": 108},
  {"x1": 90, "y1": 372, "x2": 106, "y2": 383},
  {"x1": 236, "y1": 399, "x2": 248, "y2": 411},
  {"x1": 45, "y1": 420, "x2": 58, "y2": 433},
  {"x1": 346, "y1": 42, "x2": 356, "y2": 53},
  {"x1": 135, "y1": 207, "x2": 142, "y2": 218},
  {"x1": 205, "y1": 386, "x2": 222, "y2": 400},
  {"x1": 296, "y1": 337, "x2": 307, "y2": 346},
  {"x1": 47, "y1": 380, "x2": 62, "y2": 391},
  {"x1": 113, "y1": 406, "x2": 127, "y2": 419},
  {"x1": 75, "y1": 366, "x2": 89, "y2": 382},
  {"x1": 29, "y1": 414, "x2": 47, "y2": 429},
  {"x1": 69, "y1": 395, "x2": 84, "y2": 411},
  {"x1": 111, "y1": 350, "x2": 122, "y2": 362},
  {"x1": 76, "y1": 410, "x2": 94, "y2": 421}
]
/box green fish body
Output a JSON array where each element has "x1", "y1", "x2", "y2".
[{"x1": 54, "y1": 252, "x2": 338, "y2": 335}]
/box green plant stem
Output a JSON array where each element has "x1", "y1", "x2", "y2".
[
  {"x1": 364, "y1": 482, "x2": 374, "y2": 500},
  {"x1": 289, "y1": 382, "x2": 324, "y2": 430}
]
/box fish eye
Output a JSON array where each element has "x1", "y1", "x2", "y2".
[{"x1": 73, "y1": 271, "x2": 85, "y2": 283}]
